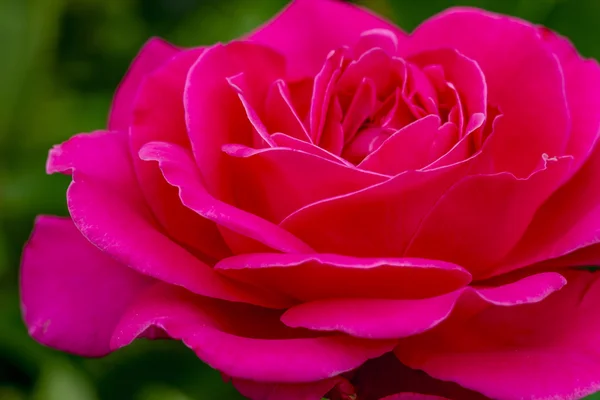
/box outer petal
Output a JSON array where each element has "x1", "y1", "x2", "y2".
[
  {"x1": 395, "y1": 271, "x2": 600, "y2": 400},
  {"x1": 402, "y1": 7, "x2": 570, "y2": 176},
  {"x1": 139, "y1": 141, "x2": 313, "y2": 254},
  {"x1": 248, "y1": 0, "x2": 406, "y2": 78},
  {"x1": 406, "y1": 156, "x2": 572, "y2": 276},
  {"x1": 541, "y1": 28, "x2": 600, "y2": 173},
  {"x1": 129, "y1": 47, "x2": 231, "y2": 262},
  {"x1": 111, "y1": 283, "x2": 396, "y2": 383},
  {"x1": 497, "y1": 145, "x2": 600, "y2": 276},
  {"x1": 221, "y1": 144, "x2": 386, "y2": 223},
  {"x1": 282, "y1": 272, "x2": 565, "y2": 339},
  {"x1": 47, "y1": 131, "x2": 288, "y2": 308},
  {"x1": 216, "y1": 254, "x2": 470, "y2": 302},
  {"x1": 109, "y1": 37, "x2": 180, "y2": 131},
  {"x1": 21, "y1": 216, "x2": 152, "y2": 357}
]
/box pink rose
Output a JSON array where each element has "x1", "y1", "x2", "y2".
[{"x1": 20, "y1": 0, "x2": 600, "y2": 399}]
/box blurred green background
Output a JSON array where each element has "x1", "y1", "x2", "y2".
[{"x1": 2, "y1": 0, "x2": 600, "y2": 399}]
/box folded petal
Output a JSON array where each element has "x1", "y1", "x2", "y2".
[
  {"x1": 129, "y1": 47, "x2": 230, "y2": 262},
  {"x1": 271, "y1": 133, "x2": 352, "y2": 166},
  {"x1": 282, "y1": 272, "x2": 565, "y2": 339},
  {"x1": 109, "y1": 37, "x2": 180, "y2": 131},
  {"x1": 406, "y1": 156, "x2": 572, "y2": 276},
  {"x1": 248, "y1": 0, "x2": 406, "y2": 78},
  {"x1": 47, "y1": 131, "x2": 287, "y2": 308},
  {"x1": 184, "y1": 42, "x2": 285, "y2": 200},
  {"x1": 359, "y1": 115, "x2": 447, "y2": 174},
  {"x1": 395, "y1": 270, "x2": 600, "y2": 400},
  {"x1": 140, "y1": 141, "x2": 313, "y2": 255},
  {"x1": 280, "y1": 161, "x2": 471, "y2": 257},
  {"x1": 112, "y1": 283, "x2": 396, "y2": 383},
  {"x1": 402, "y1": 7, "x2": 570, "y2": 176},
  {"x1": 221, "y1": 144, "x2": 386, "y2": 223},
  {"x1": 217, "y1": 254, "x2": 470, "y2": 302},
  {"x1": 21, "y1": 216, "x2": 152, "y2": 357},
  {"x1": 265, "y1": 80, "x2": 310, "y2": 142}
]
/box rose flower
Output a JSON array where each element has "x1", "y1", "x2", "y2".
[{"x1": 20, "y1": 1, "x2": 600, "y2": 399}]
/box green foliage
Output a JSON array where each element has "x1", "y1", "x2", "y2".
[{"x1": 1, "y1": 0, "x2": 600, "y2": 398}]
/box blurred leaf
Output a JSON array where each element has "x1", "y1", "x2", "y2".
[
  {"x1": 31, "y1": 360, "x2": 98, "y2": 400},
  {"x1": 0, "y1": 386, "x2": 26, "y2": 400},
  {"x1": 136, "y1": 385, "x2": 194, "y2": 400}
]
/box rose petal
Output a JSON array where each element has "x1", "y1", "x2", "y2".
[
  {"x1": 402, "y1": 7, "x2": 570, "y2": 176},
  {"x1": 248, "y1": 0, "x2": 406, "y2": 78},
  {"x1": 184, "y1": 42, "x2": 285, "y2": 200},
  {"x1": 221, "y1": 143, "x2": 386, "y2": 223},
  {"x1": 265, "y1": 80, "x2": 311, "y2": 142},
  {"x1": 354, "y1": 28, "x2": 399, "y2": 58},
  {"x1": 541, "y1": 28, "x2": 600, "y2": 174},
  {"x1": 109, "y1": 37, "x2": 180, "y2": 131},
  {"x1": 129, "y1": 47, "x2": 231, "y2": 262},
  {"x1": 139, "y1": 141, "x2": 313, "y2": 254},
  {"x1": 280, "y1": 161, "x2": 471, "y2": 257},
  {"x1": 497, "y1": 145, "x2": 600, "y2": 275},
  {"x1": 47, "y1": 131, "x2": 287, "y2": 308},
  {"x1": 271, "y1": 132, "x2": 352, "y2": 167},
  {"x1": 359, "y1": 115, "x2": 446, "y2": 174},
  {"x1": 395, "y1": 270, "x2": 600, "y2": 400},
  {"x1": 21, "y1": 216, "x2": 152, "y2": 356},
  {"x1": 217, "y1": 253, "x2": 470, "y2": 302},
  {"x1": 406, "y1": 156, "x2": 572, "y2": 276},
  {"x1": 112, "y1": 283, "x2": 396, "y2": 383},
  {"x1": 282, "y1": 272, "x2": 565, "y2": 339}
]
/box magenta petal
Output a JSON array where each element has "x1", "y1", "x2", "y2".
[
  {"x1": 406, "y1": 156, "x2": 572, "y2": 276},
  {"x1": 232, "y1": 377, "x2": 343, "y2": 400},
  {"x1": 281, "y1": 161, "x2": 471, "y2": 257},
  {"x1": 265, "y1": 80, "x2": 311, "y2": 142},
  {"x1": 403, "y1": 7, "x2": 569, "y2": 176},
  {"x1": 221, "y1": 144, "x2": 386, "y2": 223},
  {"x1": 271, "y1": 133, "x2": 352, "y2": 167},
  {"x1": 499, "y1": 145, "x2": 600, "y2": 275},
  {"x1": 184, "y1": 42, "x2": 285, "y2": 199},
  {"x1": 47, "y1": 131, "x2": 287, "y2": 308},
  {"x1": 139, "y1": 141, "x2": 313, "y2": 254},
  {"x1": 282, "y1": 272, "x2": 564, "y2": 340},
  {"x1": 21, "y1": 216, "x2": 152, "y2": 357},
  {"x1": 129, "y1": 47, "x2": 231, "y2": 262},
  {"x1": 541, "y1": 28, "x2": 600, "y2": 174},
  {"x1": 396, "y1": 271, "x2": 600, "y2": 400},
  {"x1": 248, "y1": 0, "x2": 406, "y2": 78},
  {"x1": 109, "y1": 37, "x2": 180, "y2": 131},
  {"x1": 216, "y1": 254, "x2": 470, "y2": 301},
  {"x1": 358, "y1": 115, "x2": 444, "y2": 174},
  {"x1": 112, "y1": 283, "x2": 396, "y2": 383},
  {"x1": 282, "y1": 292, "x2": 462, "y2": 340}
]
